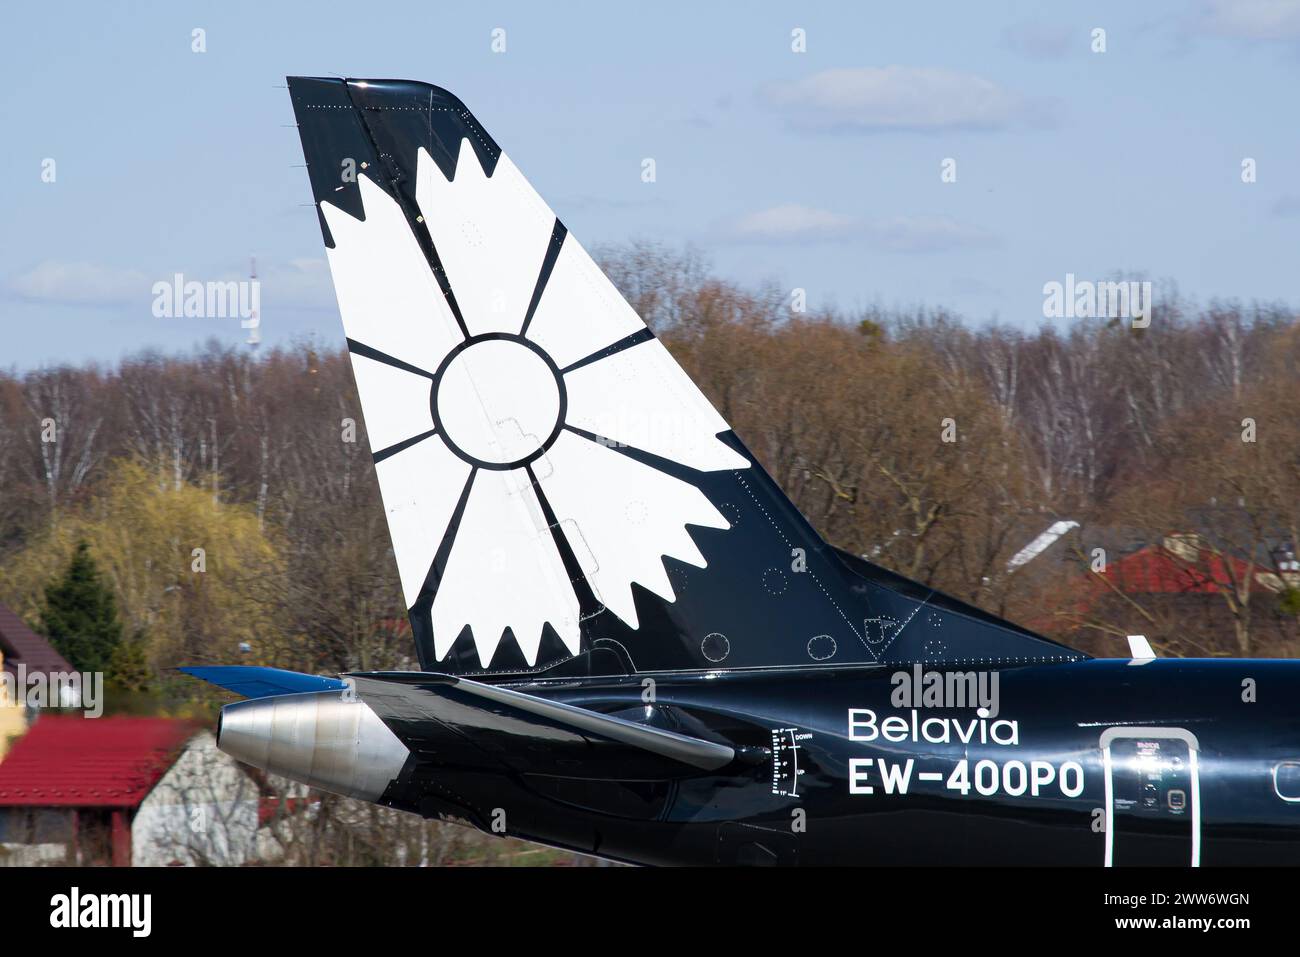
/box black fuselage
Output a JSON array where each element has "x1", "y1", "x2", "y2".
[{"x1": 376, "y1": 658, "x2": 1300, "y2": 865}]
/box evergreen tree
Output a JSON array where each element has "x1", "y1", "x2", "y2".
[{"x1": 41, "y1": 541, "x2": 123, "y2": 675}]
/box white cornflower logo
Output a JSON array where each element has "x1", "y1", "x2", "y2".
[{"x1": 320, "y1": 140, "x2": 748, "y2": 667}]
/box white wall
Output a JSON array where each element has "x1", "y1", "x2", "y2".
[{"x1": 132, "y1": 731, "x2": 261, "y2": 867}]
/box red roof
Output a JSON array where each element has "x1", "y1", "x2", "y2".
[
  {"x1": 0, "y1": 716, "x2": 198, "y2": 808},
  {"x1": 1097, "y1": 544, "x2": 1259, "y2": 595},
  {"x1": 1025, "y1": 543, "x2": 1273, "y2": 632}
]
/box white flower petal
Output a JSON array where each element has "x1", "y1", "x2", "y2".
[
  {"x1": 415, "y1": 142, "x2": 553, "y2": 337},
  {"x1": 526, "y1": 235, "x2": 645, "y2": 369},
  {"x1": 564, "y1": 340, "x2": 750, "y2": 472},
  {"x1": 321, "y1": 175, "x2": 462, "y2": 369},
  {"x1": 373, "y1": 434, "x2": 472, "y2": 608},
  {"x1": 536, "y1": 431, "x2": 729, "y2": 629},
  {"x1": 347, "y1": 353, "x2": 434, "y2": 452},
  {"x1": 433, "y1": 469, "x2": 580, "y2": 666}
]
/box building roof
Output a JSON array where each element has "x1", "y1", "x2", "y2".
[
  {"x1": 0, "y1": 716, "x2": 198, "y2": 808},
  {"x1": 0, "y1": 603, "x2": 73, "y2": 678},
  {"x1": 1023, "y1": 537, "x2": 1283, "y2": 633},
  {"x1": 1097, "y1": 543, "x2": 1262, "y2": 595}
]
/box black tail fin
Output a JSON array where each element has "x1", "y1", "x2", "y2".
[{"x1": 287, "y1": 77, "x2": 1084, "y2": 678}]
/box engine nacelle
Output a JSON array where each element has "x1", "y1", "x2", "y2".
[{"x1": 217, "y1": 690, "x2": 409, "y2": 801}]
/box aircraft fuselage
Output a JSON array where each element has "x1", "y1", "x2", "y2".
[{"x1": 374, "y1": 658, "x2": 1300, "y2": 865}]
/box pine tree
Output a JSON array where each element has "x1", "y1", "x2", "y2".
[{"x1": 41, "y1": 541, "x2": 123, "y2": 675}]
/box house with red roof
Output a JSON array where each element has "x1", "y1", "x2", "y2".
[
  {"x1": 0, "y1": 715, "x2": 262, "y2": 866},
  {"x1": 1027, "y1": 531, "x2": 1300, "y2": 656}
]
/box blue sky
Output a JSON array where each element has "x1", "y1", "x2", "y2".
[{"x1": 2, "y1": 0, "x2": 1298, "y2": 369}]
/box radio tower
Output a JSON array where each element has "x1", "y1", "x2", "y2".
[{"x1": 246, "y1": 256, "x2": 262, "y2": 348}]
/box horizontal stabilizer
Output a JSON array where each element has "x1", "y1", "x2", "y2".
[
  {"x1": 1127, "y1": 634, "x2": 1157, "y2": 661},
  {"x1": 180, "y1": 666, "x2": 347, "y2": 699},
  {"x1": 350, "y1": 672, "x2": 736, "y2": 777}
]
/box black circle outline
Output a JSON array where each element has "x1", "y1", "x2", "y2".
[{"x1": 430, "y1": 332, "x2": 568, "y2": 471}]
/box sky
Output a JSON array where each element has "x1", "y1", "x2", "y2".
[{"x1": 2, "y1": 0, "x2": 1298, "y2": 369}]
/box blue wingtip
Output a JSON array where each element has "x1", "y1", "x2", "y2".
[{"x1": 180, "y1": 665, "x2": 347, "y2": 699}]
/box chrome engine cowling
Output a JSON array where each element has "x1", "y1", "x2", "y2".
[{"x1": 217, "y1": 690, "x2": 409, "y2": 801}]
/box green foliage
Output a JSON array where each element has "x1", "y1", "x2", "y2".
[
  {"x1": 1, "y1": 460, "x2": 286, "y2": 684},
  {"x1": 108, "y1": 629, "x2": 153, "y2": 693},
  {"x1": 40, "y1": 541, "x2": 122, "y2": 674},
  {"x1": 856, "y1": 318, "x2": 885, "y2": 343}
]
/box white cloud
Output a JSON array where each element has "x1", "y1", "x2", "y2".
[
  {"x1": 722, "y1": 205, "x2": 996, "y2": 252},
  {"x1": 256, "y1": 257, "x2": 336, "y2": 309},
  {"x1": 7, "y1": 261, "x2": 150, "y2": 305},
  {"x1": 762, "y1": 66, "x2": 1052, "y2": 132},
  {"x1": 5, "y1": 258, "x2": 336, "y2": 311},
  {"x1": 728, "y1": 203, "x2": 858, "y2": 242},
  {"x1": 1198, "y1": 0, "x2": 1300, "y2": 39}
]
